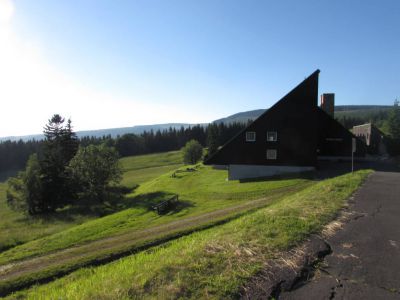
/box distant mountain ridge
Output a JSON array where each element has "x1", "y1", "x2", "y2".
[
  {"x1": 0, "y1": 123, "x2": 199, "y2": 142},
  {"x1": 213, "y1": 109, "x2": 266, "y2": 124},
  {"x1": 0, "y1": 105, "x2": 392, "y2": 142},
  {"x1": 215, "y1": 105, "x2": 392, "y2": 124}
]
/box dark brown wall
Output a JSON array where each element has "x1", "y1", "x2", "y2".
[
  {"x1": 317, "y1": 109, "x2": 366, "y2": 157},
  {"x1": 206, "y1": 70, "x2": 320, "y2": 166}
]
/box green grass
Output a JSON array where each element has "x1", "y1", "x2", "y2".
[
  {"x1": 0, "y1": 165, "x2": 308, "y2": 265},
  {"x1": 10, "y1": 170, "x2": 371, "y2": 300},
  {"x1": 0, "y1": 151, "x2": 183, "y2": 253},
  {"x1": 119, "y1": 151, "x2": 182, "y2": 172},
  {"x1": 0, "y1": 182, "x2": 92, "y2": 253}
]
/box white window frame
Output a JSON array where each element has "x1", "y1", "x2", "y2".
[
  {"x1": 266, "y1": 149, "x2": 277, "y2": 160},
  {"x1": 246, "y1": 131, "x2": 256, "y2": 142},
  {"x1": 267, "y1": 131, "x2": 278, "y2": 142}
]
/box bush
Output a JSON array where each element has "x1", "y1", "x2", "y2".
[
  {"x1": 182, "y1": 140, "x2": 203, "y2": 165},
  {"x1": 68, "y1": 144, "x2": 122, "y2": 202},
  {"x1": 6, "y1": 154, "x2": 44, "y2": 214}
]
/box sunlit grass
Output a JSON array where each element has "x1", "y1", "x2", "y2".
[
  {"x1": 11, "y1": 170, "x2": 371, "y2": 300},
  {"x1": 0, "y1": 164, "x2": 308, "y2": 265},
  {"x1": 0, "y1": 151, "x2": 182, "y2": 253}
]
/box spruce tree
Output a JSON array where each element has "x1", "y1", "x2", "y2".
[
  {"x1": 207, "y1": 124, "x2": 219, "y2": 156},
  {"x1": 41, "y1": 114, "x2": 79, "y2": 211}
]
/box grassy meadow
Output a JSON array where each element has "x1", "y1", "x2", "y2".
[
  {"x1": 119, "y1": 151, "x2": 183, "y2": 188},
  {"x1": 9, "y1": 170, "x2": 371, "y2": 299},
  {"x1": 0, "y1": 182, "x2": 92, "y2": 253},
  {"x1": 0, "y1": 165, "x2": 309, "y2": 267},
  {"x1": 0, "y1": 151, "x2": 182, "y2": 253},
  {"x1": 0, "y1": 151, "x2": 313, "y2": 296},
  {"x1": 0, "y1": 149, "x2": 371, "y2": 298}
]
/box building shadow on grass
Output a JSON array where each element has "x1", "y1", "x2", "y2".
[{"x1": 239, "y1": 171, "x2": 315, "y2": 183}]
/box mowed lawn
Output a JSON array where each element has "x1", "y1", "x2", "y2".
[
  {"x1": 10, "y1": 170, "x2": 372, "y2": 300},
  {"x1": 0, "y1": 151, "x2": 182, "y2": 253}
]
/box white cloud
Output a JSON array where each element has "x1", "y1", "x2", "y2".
[{"x1": 0, "y1": 0, "x2": 205, "y2": 138}]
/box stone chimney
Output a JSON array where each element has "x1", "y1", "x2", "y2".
[{"x1": 320, "y1": 93, "x2": 335, "y2": 118}]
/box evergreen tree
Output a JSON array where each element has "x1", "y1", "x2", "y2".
[
  {"x1": 207, "y1": 124, "x2": 219, "y2": 156},
  {"x1": 40, "y1": 114, "x2": 79, "y2": 211},
  {"x1": 387, "y1": 103, "x2": 400, "y2": 139}
]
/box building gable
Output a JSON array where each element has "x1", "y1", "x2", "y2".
[{"x1": 205, "y1": 70, "x2": 320, "y2": 167}]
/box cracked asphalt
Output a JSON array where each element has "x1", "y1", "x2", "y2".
[{"x1": 280, "y1": 170, "x2": 400, "y2": 299}]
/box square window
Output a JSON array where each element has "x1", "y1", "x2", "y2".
[
  {"x1": 267, "y1": 131, "x2": 277, "y2": 142},
  {"x1": 246, "y1": 131, "x2": 256, "y2": 142},
  {"x1": 266, "y1": 149, "x2": 277, "y2": 160}
]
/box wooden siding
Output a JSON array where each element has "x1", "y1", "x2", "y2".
[{"x1": 205, "y1": 70, "x2": 320, "y2": 166}]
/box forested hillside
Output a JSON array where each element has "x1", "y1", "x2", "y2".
[
  {"x1": 0, "y1": 122, "x2": 246, "y2": 176},
  {"x1": 1, "y1": 105, "x2": 398, "y2": 176}
]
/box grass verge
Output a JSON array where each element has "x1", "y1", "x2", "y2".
[{"x1": 8, "y1": 170, "x2": 371, "y2": 299}]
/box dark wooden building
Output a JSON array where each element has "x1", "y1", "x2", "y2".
[
  {"x1": 352, "y1": 123, "x2": 386, "y2": 155},
  {"x1": 205, "y1": 70, "x2": 366, "y2": 180}
]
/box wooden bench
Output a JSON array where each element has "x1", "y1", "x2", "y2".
[{"x1": 152, "y1": 195, "x2": 179, "y2": 214}]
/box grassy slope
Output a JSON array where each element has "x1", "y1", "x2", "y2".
[
  {"x1": 119, "y1": 151, "x2": 183, "y2": 188},
  {"x1": 0, "y1": 151, "x2": 182, "y2": 253},
  {"x1": 0, "y1": 165, "x2": 308, "y2": 265},
  {"x1": 11, "y1": 170, "x2": 371, "y2": 299},
  {"x1": 0, "y1": 183, "x2": 91, "y2": 253}
]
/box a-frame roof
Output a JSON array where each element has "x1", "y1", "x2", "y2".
[{"x1": 205, "y1": 70, "x2": 320, "y2": 166}]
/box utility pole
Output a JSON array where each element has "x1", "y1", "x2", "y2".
[{"x1": 352, "y1": 138, "x2": 356, "y2": 173}]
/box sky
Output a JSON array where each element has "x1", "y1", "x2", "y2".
[{"x1": 0, "y1": 0, "x2": 399, "y2": 137}]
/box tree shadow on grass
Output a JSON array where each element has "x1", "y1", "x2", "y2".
[
  {"x1": 14, "y1": 185, "x2": 195, "y2": 222},
  {"x1": 24, "y1": 185, "x2": 140, "y2": 221}
]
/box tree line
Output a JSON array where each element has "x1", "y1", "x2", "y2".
[{"x1": 0, "y1": 122, "x2": 247, "y2": 174}]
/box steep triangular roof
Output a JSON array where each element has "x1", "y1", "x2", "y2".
[{"x1": 205, "y1": 70, "x2": 320, "y2": 166}]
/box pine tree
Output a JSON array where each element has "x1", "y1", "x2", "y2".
[
  {"x1": 40, "y1": 114, "x2": 79, "y2": 211},
  {"x1": 207, "y1": 124, "x2": 219, "y2": 156},
  {"x1": 387, "y1": 103, "x2": 400, "y2": 139}
]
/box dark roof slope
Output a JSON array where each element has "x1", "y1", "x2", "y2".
[{"x1": 205, "y1": 70, "x2": 320, "y2": 166}]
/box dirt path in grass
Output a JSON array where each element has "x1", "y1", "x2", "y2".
[{"x1": 0, "y1": 184, "x2": 309, "y2": 294}]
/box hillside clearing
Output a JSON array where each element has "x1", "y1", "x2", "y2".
[
  {"x1": 8, "y1": 170, "x2": 371, "y2": 299},
  {"x1": 0, "y1": 165, "x2": 308, "y2": 265},
  {"x1": 0, "y1": 151, "x2": 182, "y2": 253},
  {"x1": 0, "y1": 164, "x2": 311, "y2": 295}
]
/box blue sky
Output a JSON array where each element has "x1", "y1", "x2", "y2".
[{"x1": 1, "y1": 0, "x2": 399, "y2": 136}]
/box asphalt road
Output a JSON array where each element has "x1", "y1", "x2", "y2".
[{"x1": 280, "y1": 170, "x2": 400, "y2": 299}]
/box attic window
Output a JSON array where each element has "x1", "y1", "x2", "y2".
[
  {"x1": 266, "y1": 149, "x2": 277, "y2": 160},
  {"x1": 267, "y1": 131, "x2": 277, "y2": 142},
  {"x1": 246, "y1": 131, "x2": 256, "y2": 142}
]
